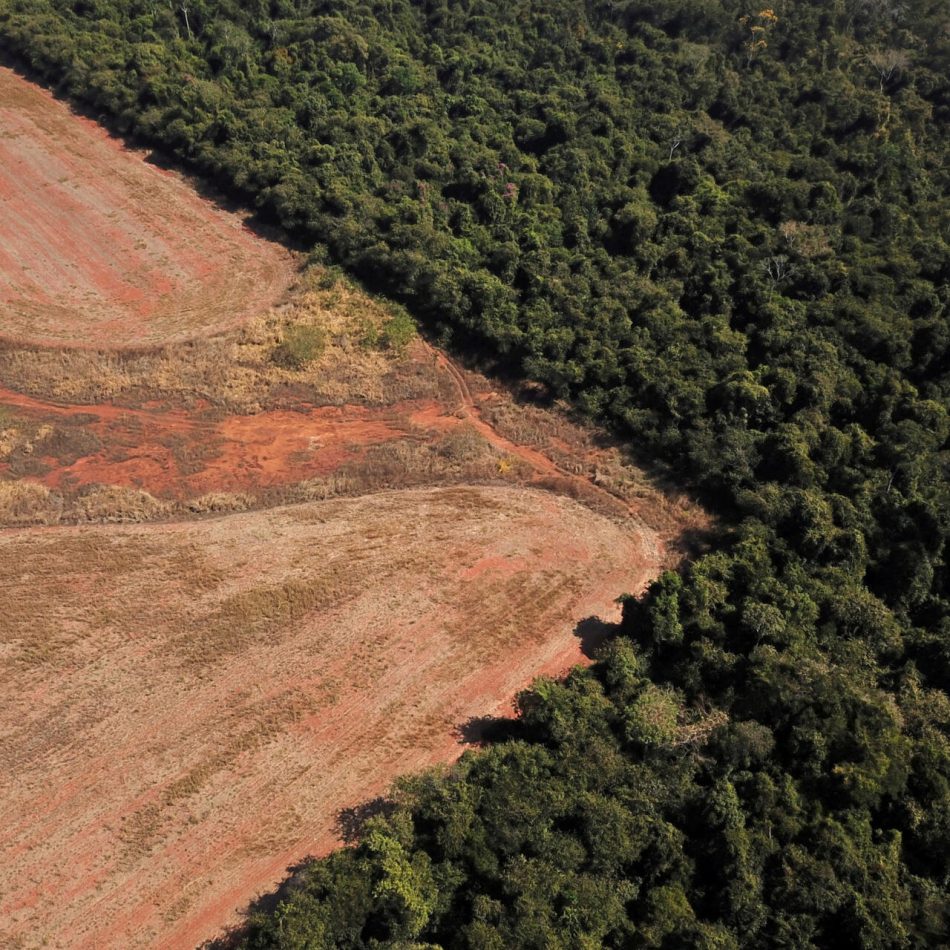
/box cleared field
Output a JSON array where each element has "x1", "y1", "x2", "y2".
[
  {"x1": 0, "y1": 65, "x2": 296, "y2": 347},
  {"x1": 0, "y1": 70, "x2": 705, "y2": 950},
  {"x1": 0, "y1": 485, "x2": 662, "y2": 949}
]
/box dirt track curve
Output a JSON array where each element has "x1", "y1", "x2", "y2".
[{"x1": 430, "y1": 344, "x2": 644, "y2": 516}]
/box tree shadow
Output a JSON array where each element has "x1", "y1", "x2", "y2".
[
  {"x1": 141, "y1": 149, "x2": 305, "y2": 248},
  {"x1": 455, "y1": 714, "x2": 520, "y2": 746},
  {"x1": 198, "y1": 858, "x2": 316, "y2": 949},
  {"x1": 199, "y1": 796, "x2": 401, "y2": 946},
  {"x1": 336, "y1": 796, "x2": 398, "y2": 845},
  {"x1": 574, "y1": 615, "x2": 620, "y2": 659},
  {"x1": 670, "y1": 524, "x2": 715, "y2": 559}
]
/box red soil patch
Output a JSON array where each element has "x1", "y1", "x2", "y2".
[
  {"x1": 0, "y1": 65, "x2": 296, "y2": 347},
  {"x1": 0, "y1": 344, "x2": 659, "y2": 524},
  {"x1": 0, "y1": 384, "x2": 426, "y2": 500},
  {"x1": 0, "y1": 487, "x2": 663, "y2": 949}
]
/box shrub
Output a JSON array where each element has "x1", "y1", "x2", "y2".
[
  {"x1": 272, "y1": 324, "x2": 326, "y2": 369},
  {"x1": 381, "y1": 308, "x2": 416, "y2": 352}
]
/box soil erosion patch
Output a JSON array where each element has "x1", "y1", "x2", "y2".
[
  {"x1": 0, "y1": 65, "x2": 296, "y2": 347},
  {"x1": 0, "y1": 486, "x2": 662, "y2": 949}
]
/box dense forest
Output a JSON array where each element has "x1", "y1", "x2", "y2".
[{"x1": 2, "y1": 0, "x2": 948, "y2": 945}]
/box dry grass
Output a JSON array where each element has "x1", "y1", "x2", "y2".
[
  {"x1": 0, "y1": 270, "x2": 426, "y2": 411},
  {"x1": 186, "y1": 492, "x2": 257, "y2": 515},
  {"x1": 0, "y1": 479, "x2": 175, "y2": 526},
  {"x1": 0, "y1": 427, "x2": 520, "y2": 527},
  {"x1": 0, "y1": 479, "x2": 57, "y2": 525},
  {"x1": 70, "y1": 486, "x2": 173, "y2": 523},
  {"x1": 178, "y1": 568, "x2": 363, "y2": 667}
]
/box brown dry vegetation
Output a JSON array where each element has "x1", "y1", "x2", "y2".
[
  {"x1": 0, "y1": 486, "x2": 664, "y2": 949},
  {"x1": 0, "y1": 271, "x2": 434, "y2": 410}
]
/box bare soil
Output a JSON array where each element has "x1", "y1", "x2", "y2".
[
  {"x1": 0, "y1": 486, "x2": 661, "y2": 949},
  {"x1": 0, "y1": 70, "x2": 709, "y2": 950},
  {"x1": 0, "y1": 301, "x2": 705, "y2": 544},
  {"x1": 0, "y1": 65, "x2": 297, "y2": 347}
]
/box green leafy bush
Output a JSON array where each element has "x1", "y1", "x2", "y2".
[
  {"x1": 272, "y1": 324, "x2": 326, "y2": 370},
  {"x1": 381, "y1": 309, "x2": 416, "y2": 352}
]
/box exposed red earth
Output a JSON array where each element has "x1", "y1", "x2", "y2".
[
  {"x1": 0, "y1": 487, "x2": 664, "y2": 949},
  {"x1": 0, "y1": 65, "x2": 296, "y2": 347},
  {"x1": 0, "y1": 383, "x2": 431, "y2": 499},
  {"x1": 0, "y1": 66, "x2": 703, "y2": 950}
]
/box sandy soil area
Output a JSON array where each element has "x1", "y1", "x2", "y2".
[
  {"x1": 0, "y1": 65, "x2": 296, "y2": 347},
  {"x1": 0, "y1": 486, "x2": 661, "y2": 949}
]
